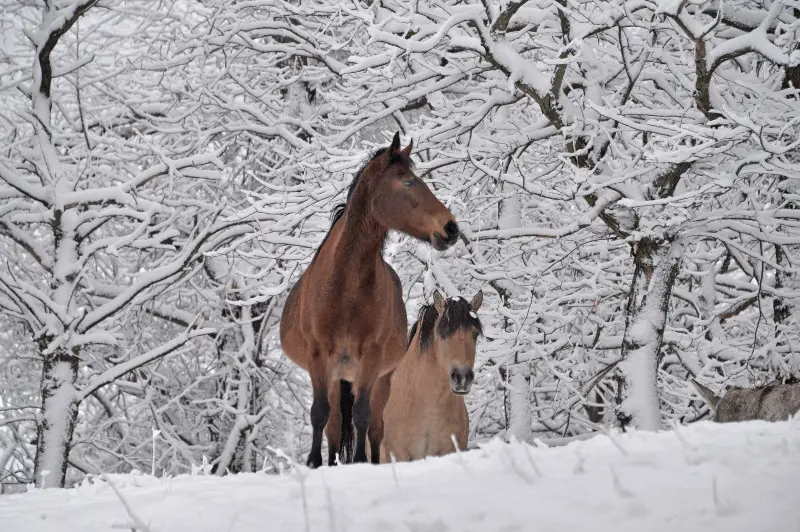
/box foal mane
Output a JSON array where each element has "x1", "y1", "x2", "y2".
[
  {"x1": 314, "y1": 146, "x2": 414, "y2": 258},
  {"x1": 409, "y1": 297, "x2": 483, "y2": 353}
]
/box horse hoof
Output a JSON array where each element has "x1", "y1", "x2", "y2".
[{"x1": 306, "y1": 455, "x2": 323, "y2": 469}]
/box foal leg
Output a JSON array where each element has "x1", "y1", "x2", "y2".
[
  {"x1": 368, "y1": 374, "x2": 392, "y2": 464},
  {"x1": 325, "y1": 382, "x2": 341, "y2": 466},
  {"x1": 307, "y1": 355, "x2": 329, "y2": 469}
]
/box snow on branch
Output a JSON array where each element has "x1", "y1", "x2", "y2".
[
  {"x1": 77, "y1": 328, "x2": 217, "y2": 401},
  {"x1": 707, "y1": 1, "x2": 799, "y2": 73}
]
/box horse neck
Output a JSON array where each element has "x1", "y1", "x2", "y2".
[{"x1": 336, "y1": 185, "x2": 386, "y2": 265}]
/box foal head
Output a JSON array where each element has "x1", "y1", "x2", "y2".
[
  {"x1": 353, "y1": 133, "x2": 459, "y2": 250},
  {"x1": 413, "y1": 290, "x2": 483, "y2": 395}
]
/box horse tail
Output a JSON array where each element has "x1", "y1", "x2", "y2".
[{"x1": 338, "y1": 380, "x2": 355, "y2": 464}]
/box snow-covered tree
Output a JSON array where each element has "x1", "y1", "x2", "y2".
[{"x1": 0, "y1": 0, "x2": 247, "y2": 487}]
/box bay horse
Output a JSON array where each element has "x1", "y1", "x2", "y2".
[
  {"x1": 379, "y1": 290, "x2": 483, "y2": 462},
  {"x1": 279, "y1": 134, "x2": 459, "y2": 468}
]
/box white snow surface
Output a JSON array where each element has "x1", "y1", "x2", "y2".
[{"x1": 2, "y1": 421, "x2": 798, "y2": 532}]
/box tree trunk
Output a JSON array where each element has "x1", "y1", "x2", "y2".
[
  {"x1": 215, "y1": 415, "x2": 248, "y2": 475},
  {"x1": 617, "y1": 240, "x2": 683, "y2": 430},
  {"x1": 508, "y1": 366, "x2": 531, "y2": 442},
  {"x1": 774, "y1": 244, "x2": 790, "y2": 328},
  {"x1": 215, "y1": 295, "x2": 256, "y2": 475},
  {"x1": 34, "y1": 350, "x2": 79, "y2": 488}
]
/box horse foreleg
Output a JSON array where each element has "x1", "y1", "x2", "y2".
[
  {"x1": 352, "y1": 386, "x2": 371, "y2": 463},
  {"x1": 307, "y1": 356, "x2": 329, "y2": 469},
  {"x1": 325, "y1": 382, "x2": 341, "y2": 466},
  {"x1": 368, "y1": 374, "x2": 392, "y2": 464}
]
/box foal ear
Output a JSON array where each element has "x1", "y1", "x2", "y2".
[
  {"x1": 399, "y1": 138, "x2": 413, "y2": 158},
  {"x1": 470, "y1": 290, "x2": 483, "y2": 312},
  {"x1": 433, "y1": 290, "x2": 446, "y2": 314},
  {"x1": 389, "y1": 132, "x2": 402, "y2": 154}
]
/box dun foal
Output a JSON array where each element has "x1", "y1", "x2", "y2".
[
  {"x1": 280, "y1": 134, "x2": 459, "y2": 468},
  {"x1": 380, "y1": 290, "x2": 483, "y2": 462}
]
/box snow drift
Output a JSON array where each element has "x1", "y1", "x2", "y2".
[{"x1": 1, "y1": 420, "x2": 797, "y2": 532}]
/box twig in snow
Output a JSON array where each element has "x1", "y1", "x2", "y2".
[
  {"x1": 601, "y1": 428, "x2": 629, "y2": 456},
  {"x1": 450, "y1": 434, "x2": 473, "y2": 475},
  {"x1": 672, "y1": 421, "x2": 707, "y2": 465},
  {"x1": 671, "y1": 421, "x2": 696, "y2": 451},
  {"x1": 712, "y1": 476, "x2": 735, "y2": 516},
  {"x1": 520, "y1": 442, "x2": 542, "y2": 478},
  {"x1": 573, "y1": 448, "x2": 586, "y2": 475},
  {"x1": 295, "y1": 467, "x2": 311, "y2": 532},
  {"x1": 609, "y1": 466, "x2": 633, "y2": 499},
  {"x1": 101, "y1": 474, "x2": 153, "y2": 532},
  {"x1": 780, "y1": 438, "x2": 791, "y2": 456},
  {"x1": 389, "y1": 453, "x2": 400, "y2": 489},
  {"x1": 266, "y1": 446, "x2": 311, "y2": 532},
  {"x1": 321, "y1": 471, "x2": 338, "y2": 532},
  {"x1": 502, "y1": 444, "x2": 535, "y2": 485}
]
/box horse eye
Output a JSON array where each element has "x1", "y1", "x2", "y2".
[{"x1": 402, "y1": 177, "x2": 414, "y2": 187}]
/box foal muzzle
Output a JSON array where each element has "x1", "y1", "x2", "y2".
[{"x1": 450, "y1": 367, "x2": 474, "y2": 395}]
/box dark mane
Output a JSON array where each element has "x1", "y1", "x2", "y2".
[
  {"x1": 313, "y1": 145, "x2": 413, "y2": 258},
  {"x1": 348, "y1": 147, "x2": 387, "y2": 202},
  {"x1": 313, "y1": 204, "x2": 346, "y2": 259},
  {"x1": 409, "y1": 297, "x2": 483, "y2": 352},
  {"x1": 409, "y1": 303, "x2": 438, "y2": 350}
]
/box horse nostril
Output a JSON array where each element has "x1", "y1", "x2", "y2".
[
  {"x1": 450, "y1": 368, "x2": 473, "y2": 391},
  {"x1": 444, "y1": 221, "x2": 459, "y2": 242},
  {"x1": 465, "y1": 369, "x2": 474, "y2": 386}
]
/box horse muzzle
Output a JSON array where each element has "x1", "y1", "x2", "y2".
[
  {"x1": 450, "y1": 367, "x2": 474, "y2": 395},
  {"x1": 432, "y1": 221, "x2": 459, "y2": 250}
]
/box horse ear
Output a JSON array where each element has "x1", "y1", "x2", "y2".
[
  {"x1": 400, "y1": 138, "x2": 413, "y2": 158},
  {"x1": 390, "y1": 132, "x2": 401, "y2": 154},
  {"x1": 433, "y1": 290, "x2": 446, "y2": 314},
  {"x1": 470, "y1": 290, "x2": 483, "y2": 312}
]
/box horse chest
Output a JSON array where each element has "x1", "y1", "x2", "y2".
[
  {"x1": 317, "y1": 298, "x2": 385, "y2": 328},
  {"x1": 316, "y1": 282, "x2": 392, "y2": 327},
  {"x1": 407, "y1": 407, "x2": 460, "y2": 458},
  {"x1": 307, "y1": 293, "x2": 397, "y2": 355}
]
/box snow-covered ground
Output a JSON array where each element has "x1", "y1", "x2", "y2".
[{"x1": 1, "y1": 421, "x2": 798, "y2": 532}]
